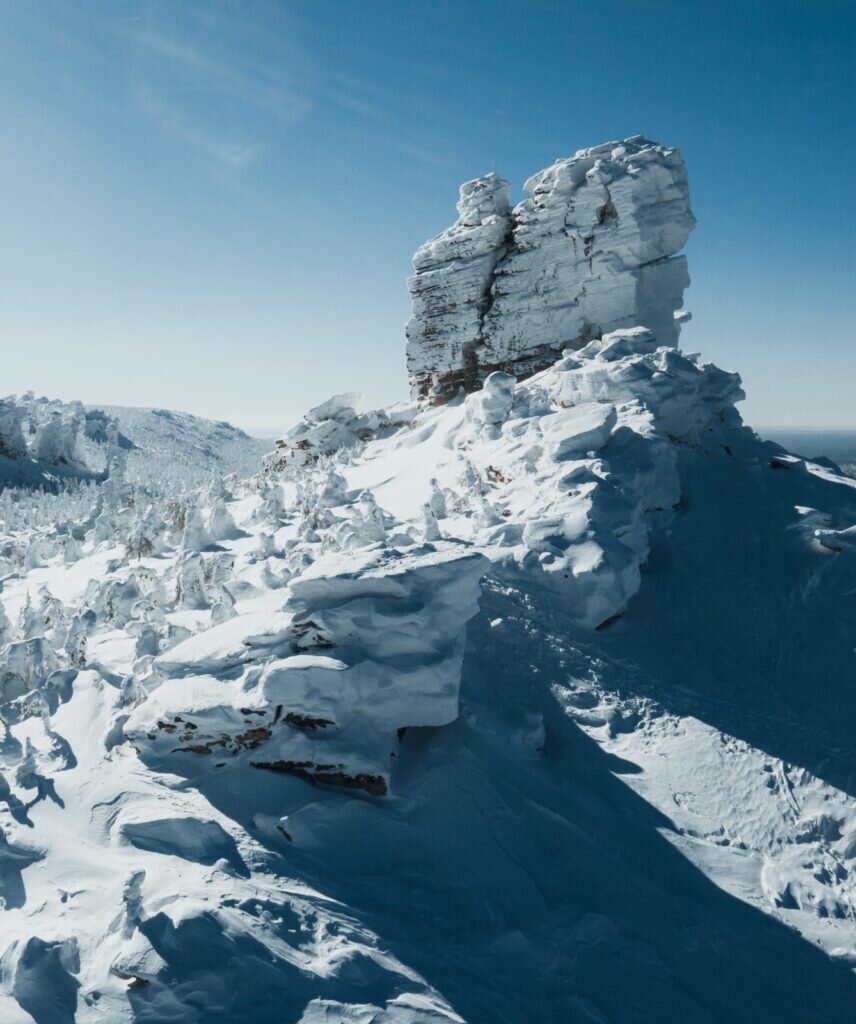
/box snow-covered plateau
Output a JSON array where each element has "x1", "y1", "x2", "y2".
[{"x1": 1, "y1": 137, "x2": 856, "y2": 1023}]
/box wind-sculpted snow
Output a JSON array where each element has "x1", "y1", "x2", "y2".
[
  {"x1": 3, "y1": 143, "x2": 856, "y2": 1021},
  {"x1": 0, "y1": 395, "x2": 100, "y2": 491},
  {"x1": 127, "y1": 545, "x2": 486, "y2": 796},
  {"x1": 2, "y1": 329, "x2": 856, "y2": 1019},
  {"x1": 406, "y1": 137, "x2": 695, "y2": 400}
]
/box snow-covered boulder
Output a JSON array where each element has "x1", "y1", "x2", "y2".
[
  {"x1": 127, "y1": 545, "x2": 486, "y2": 794},
  {"x1": 269, "y1": 393, "x2": 393, "y2": 469}
]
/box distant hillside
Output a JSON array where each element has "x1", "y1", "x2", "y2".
[
  {"x1": 91, "y1": 405, "x2": 269, "y2": 489},
  {"x1": 0, "y1": 394, "x2": 268, "y2": 493}
]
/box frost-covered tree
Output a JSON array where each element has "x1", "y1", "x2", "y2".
[
  {"x1": 181, "y1": 505, "x2": 211, "y2": 552},
  {"x1": 17, "y1": 593, "x2": 43, "y2": 640},
  {"x1": 353, "y1": 490, "x2": 387, "y2": 544},
  {"x1": 63, "y1": 533, "x2": 83, "y2": 564},
  {"x1": 0, "y1": 397, "x2": 27, "y2": 459},
  {"x1": 210, "y1": 584, "x2": 237, "y2": 625},
  {"x1": 162, "y1": 498, "x2": 188, "y2": 540},
  {"x1": 207, "y1": 497, "x2": 240, "y2": 542},
  {"x1": 256, "y1": 532, "x2": 278, "y2": 559},
  {"x1": 126, "y1": 506, "x2": 166, "y2": 560},
  {"x1": 64, "y1": 614, "x2": 87, "y2": 668},
  {"x1": 0, "y1": 637, "x2": 60, "y2": 698},
  {"x1": 106, "y1": 421, "x2": 127, "y2": 481},
  {"x1": 317, "y1": 466, "x2": 349, "y2": 507},
  {"x1": 35, "y1": 411, "x2": 77, "y2": 465},
  {"x1": 175, "y1": 552, "x2": 208, "y2": 609},
  {"x1": 0, "y1": 596, "x2": 11, "y2": 647},
  {"x1": 122, "y1": 870, "x2": 146, "y2": 938},
  {"x1": 38, "y1": 586, "x2": 67, "y2": 643},
  {"x1": 474, "y1": 492, "x2": 501, "y2": 528},
  {"x1": 421, "y1": 502, "x2": 442, "y2": 542},
  {"x1": 15, "y1": 738, "x2": 39, "y2": 790},
  {"x1": 258, "y1": 483, "x2": 285, "y2": 526},
  {"x1": 133, "y1": 623, "x2": 161, "y2": 659},
  {"x1": 428, "y1": 478, "x2": 448, "y2": 519}
]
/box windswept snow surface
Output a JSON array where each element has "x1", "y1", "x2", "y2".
[{"x1": 2, "y1": 323, "x2": 856, "y2": 1020}]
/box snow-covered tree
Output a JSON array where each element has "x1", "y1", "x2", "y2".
[
  {"x1": 353, "y1": 490, "x2": 387, "y2": 545},
  {"x1": 35, "y1": 411, "x2": 77, "y2": 465},
  {"x1": 175, "y1": 552, "x2": 208, "y2": 609},
  {"x1": 17, "y1": 593, "x2": 43, "y2": 640},
  {"x1": 0, "y1": 397, "x2": 27, "y2": 459},
  {"x1": 180, "y1": 505, "x2": 211, "y2": 552},
  {"x1": 0, "y1": 597, "x2": 11, "y2": 647},
  {"x1": 64, "y1": 614, "x2": 88, "y2": 668},
  {"x1": 428, "y1": 478, "x2": 448, "y2": 519},
  {"x1": 421, "y1": 502, "x2": 442, "y2": 542}
]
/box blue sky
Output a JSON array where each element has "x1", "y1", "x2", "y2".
[{"x1": 1, "y1": 0, "x2": 854, "y2": 433}]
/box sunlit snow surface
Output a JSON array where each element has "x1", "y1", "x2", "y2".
[{"x1": 2, "y1": 330, "x2": 856, "y2": 1021}]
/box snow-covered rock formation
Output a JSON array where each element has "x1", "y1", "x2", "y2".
[
  {"x1": 127, "y1": 545, "x2": 485, "y2": 796},
  {"x1": 406, "y1": 137, "x2": 695, "y2": 400},
  {"x1": 2, "y1": 138, "x2": 856, "y2": 1022}
]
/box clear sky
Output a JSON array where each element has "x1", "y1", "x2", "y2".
[{"x1": 1, "y1": 0, "x2": 854, "y2": 435}]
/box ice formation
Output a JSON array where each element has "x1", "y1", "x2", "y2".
[
  {"x1": 406, "y1": 137, "x2": 695, "y2": 400},
  {"x1": 1, "y1": 138, "x2": 856, "y2": 1021}
]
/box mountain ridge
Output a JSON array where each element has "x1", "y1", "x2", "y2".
[{"x1": 0, "y1": 138, "x2": 855, "y2": 1022}]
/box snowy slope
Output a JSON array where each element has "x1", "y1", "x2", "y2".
[
  {"x1": 0, "y1": 395, "x2": 266, "y2": 494},
  {"x1": 1, "y1": 139, "x2": 856, "y2": 1022},
  {"x1": 91, "y1": 405, "x2": 269, "y2": 488},
  {"x1": 1, "y1": 339, "x2": 855, "y2": 1021}
]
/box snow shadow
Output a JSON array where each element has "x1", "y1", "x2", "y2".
[
  {"x1": 127, "y1": 906, "x2": 437, "y2": 1023},
  {"x1": 120, "y1": 817, "x2": 249, "y2": 877},
  {"x1": 174, "y1": 579, "x2": 856, "y2": 1023},
  {"x1": 595, "y1": 444, "x2": 856, "y2": 800},
  {"x1": 0, "y1": 828, "x2": 42, "y2": 910},
  {"x1": 12, "y1": 937, "x2": 79, "y2": 1024}
]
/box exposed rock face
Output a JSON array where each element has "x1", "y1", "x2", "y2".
[
  {"x1": 406, "y1": 136, "x2": 695, "y2": 400},
  {"x1": 405, "y1": 173, "x2": 512, "y2": 400}
]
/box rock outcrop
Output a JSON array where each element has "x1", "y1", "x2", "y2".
[
  {"x1": 406, "y1": 136, "x2": 695, "y2": 400},
  {"x1": 126, "y1": 545, "x2": 486, "y2": 795}
]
